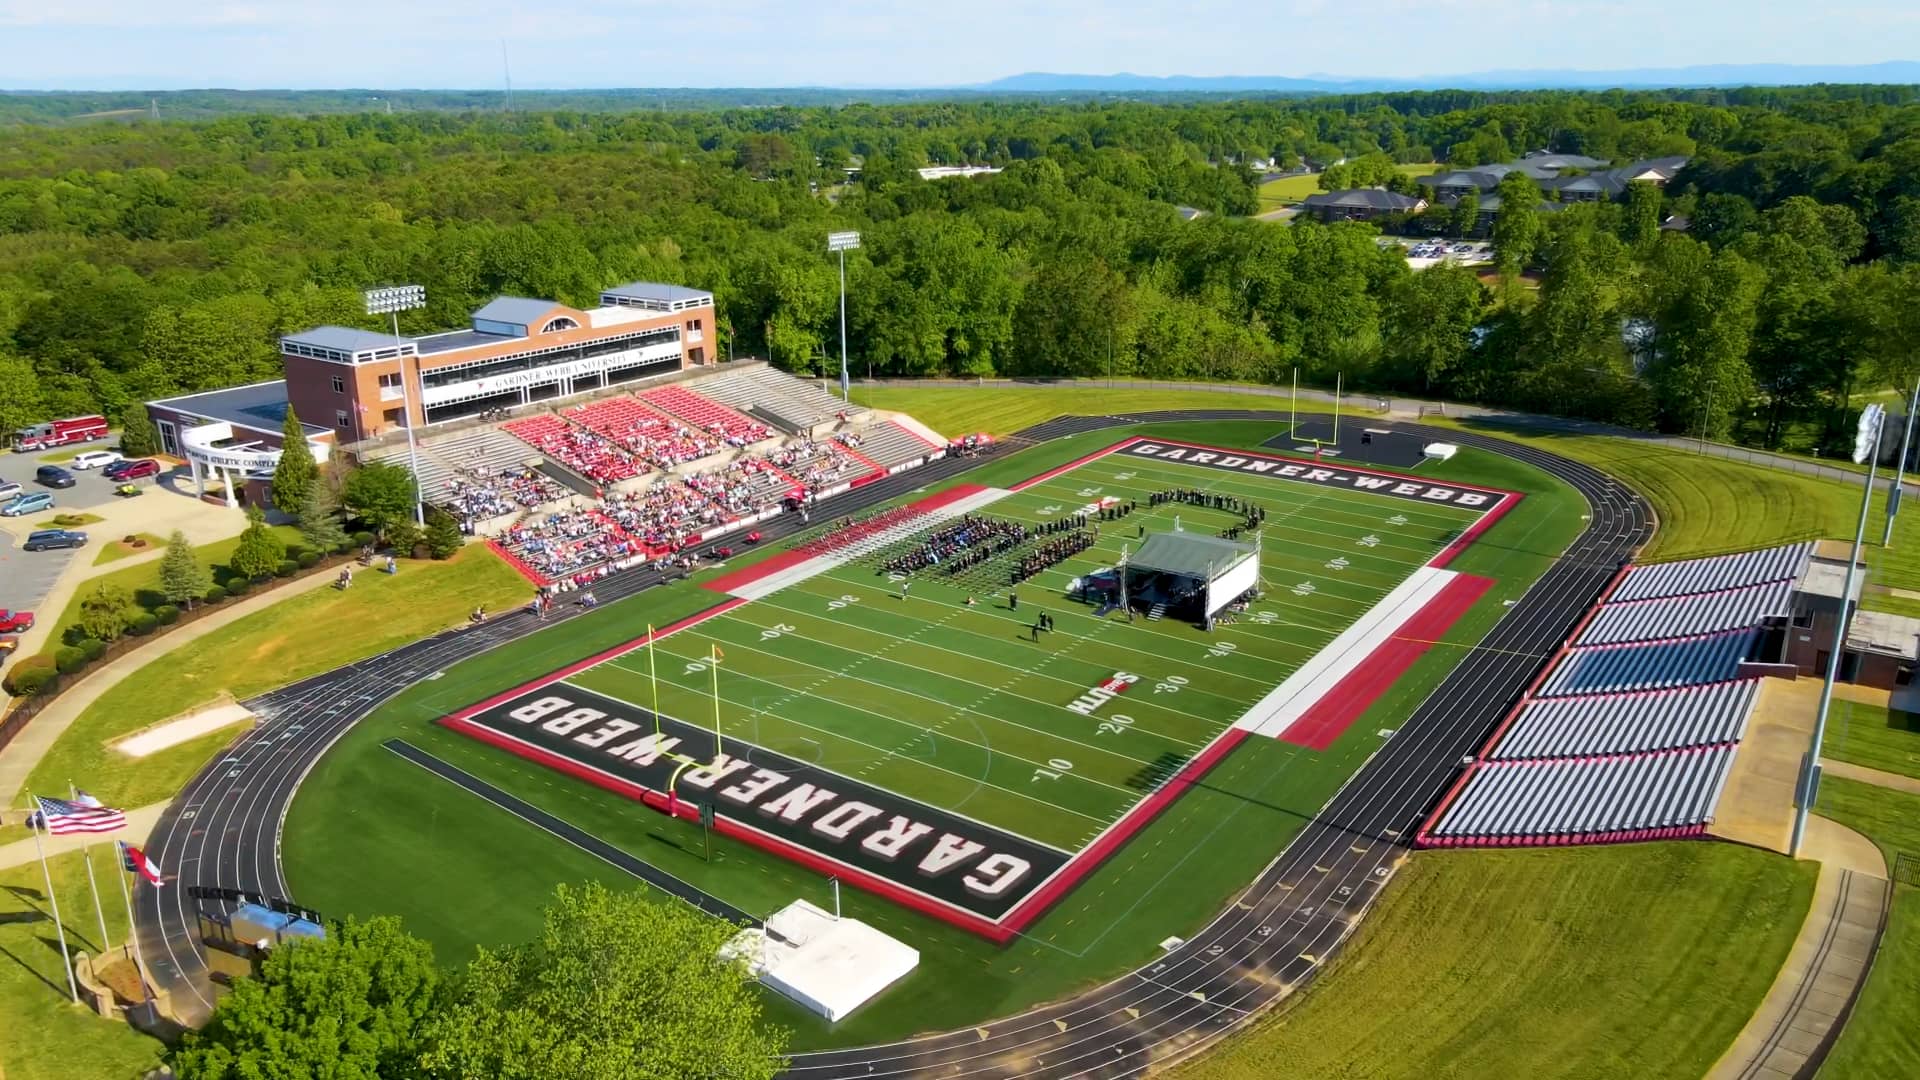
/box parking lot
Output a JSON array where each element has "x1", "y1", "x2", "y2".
[
  {"x1": 1378, "y1": 235, "x2": 1493, "y2": 269},
  {"x1": 0, "y1": 448, "x2": 136, "y2": 631}
]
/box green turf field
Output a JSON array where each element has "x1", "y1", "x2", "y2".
[
  {"x1": 556, "y1": 446, "x2": 1481, "y2": 852},
  {"x1": 284, "y1": 419, "x2": 1584, "y2": 1047}
]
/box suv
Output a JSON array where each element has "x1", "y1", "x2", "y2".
[
  {"x1": 24, "y1": 528, "x2": 87, "y2": 551},
  {"x1": 35, "y1": 465, "x2": 75, "y2": 488},
  {"x1": 1, "y1": 491, "x2": 52, "y2": 516},
  {"x1": 70, "y1": 450, "x2": 121, "y2": 470},
  {"x1": 104, "y1": 458, "x2": 162, "y2": 481}
]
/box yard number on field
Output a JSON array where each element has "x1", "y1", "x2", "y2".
[
  {"x1": 1250, "y1": 609, "x2": 1278, "y2": 625},
  {"x1": 760, "y1": 623, "x2": 795, "y2": 642},
  {"x1": 1325, "y1": 556, "x2": 1350, "y2": 572},
  {"x1": 1357, "y1": 534, "x2": 1380, "y2": 548},
  {"x1": 1292, "y1": 581, "x2": 1316, "y2": 597},
  {"x1": 826, "y1": 594, "x2": 861, "y2": 611},
  {"x1": 1097, "y1": 714, "x2": 1135, "y2": 736},
  {"x1": 1032, "y1": 758, "x2": 1075, "y2": 782},
  {"x1": 1205, "y1": 641, "x2": 1237, "y2": 660},
  {"x1": 1387, "y1": 514, "x2": 1409, "y2": 527},
  {"x1": 1154, "y1": 675, "x2": 1188, "y2": 695}
]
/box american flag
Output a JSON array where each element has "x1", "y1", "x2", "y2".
[{"x1": 34, "y1": 795, "x2": 126, "y2": 835}]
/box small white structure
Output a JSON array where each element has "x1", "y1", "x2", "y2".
[
  {"x1": 720, "y1": 899, "x2": 918, "y2": 1021},
  {"x1": 1423, "y1": 442, "x2": 1460, "y2": 463}
]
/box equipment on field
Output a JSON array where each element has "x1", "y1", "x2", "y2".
[{"x1": 719, "y1": 898, "x2": 919, "y2": 1021}]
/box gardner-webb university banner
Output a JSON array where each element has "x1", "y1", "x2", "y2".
[{"x1": 459, "y1": 684, "x2": 1070, "y2": 923}]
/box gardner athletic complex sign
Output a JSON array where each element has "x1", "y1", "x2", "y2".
[{"x1": 457, "y1": 684, "x2": 1068, "y2": 924}]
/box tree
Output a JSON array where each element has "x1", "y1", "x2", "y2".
[
  {"x1": 159, "y1": 530, "x2": 212, "y2": 610},
  {"x1": 0, "y1": 354, "x2": 48, "y2": 438},
  {"x1": 116, "y1": 400, "x2": 159, "y2": 457},
  {"x1": 342, "y1": 462, "x2": 418, "y2": 539},
  {"x1": 171, "y1": 916, "x2": 441, "y2": 1080},
  {"x1": 298, "y1": 479, "x2": 349, "y2": 555},
  {"x1": 419, "y1": 883, "x2": 787, "y2": 1080},
  {"x1": 1646, "y1": 243, "x2": 1765, "y2": 438},
  {"x1": 1382, "y1": 266, "x2": 1487, "y2": 392},
  {"x1": 1622, "y1": 181, "x2": 1663, "y2": 249},
  {"x1": 271, "y1": 405, "x2": 317, "y2": 516},
  {"x1": 77, "y1": 583, "x2": 135, "y2": 643},
  {"x1": 1491, "y1": 173, "x2": 1543, "y2": 276},
  {"x1": 424, "y1": 507, "x2": 464, "y2": 559},
  {"x1": 229, "y1": 506, "x2": 285, "y2": 581}
]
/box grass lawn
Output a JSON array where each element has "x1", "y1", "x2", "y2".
[
  {"x1": 32, "y1": 513, "x2": 104, "y2": 529},
  {"x1": 90, "y1": 533, "x2": 165, "y2": 566},
  {"x1": 1822, "y1": 698, "x2": 1920, "y2": 781},
  {"x1": 1256, "y1": 163, "x2": 1437, "y2": 210},
  {"x1": 856, "y1": 382, "x2": 1376, "y2": 440},
  {"x1": 283, "y1": 419, "x2": 1587, "y2": 1049},
  {"x1": 1810, "y1": 776, "x2": 1920, "y2": 1078},
  {"x1": 35, "y1": 523, "x2": 302, "y2": 656},
  {"x1": 11, "y1": 544, "x2": 533, "y2": 815},
  {"x1": 0, "y1": 851, "x2": 168, "y2": 1080},
  {"x1": 1172, "y1": 843, "x2": 1815, "y2": 1080}
]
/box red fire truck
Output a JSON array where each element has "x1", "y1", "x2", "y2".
[{"x1": 12, "y1": 415, "x2": 109, "y2": 452}]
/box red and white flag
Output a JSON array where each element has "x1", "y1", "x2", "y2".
[{"x1": 118, "y1": 841, "x2": 164, "y2": 887}]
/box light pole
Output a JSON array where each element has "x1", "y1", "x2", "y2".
[
  {"x1": 1883, "y1": 375, "x2": 1920, "y2": 547},
  {"x1": 364, "y1": 285, "x2": 427, "y2": 527},
  {"x1": 1791, "y1": 403, "x2": 1885, "y2": 856},
  {"x1": 827, "y1": 230, "x2": 860, "y2": 404}
]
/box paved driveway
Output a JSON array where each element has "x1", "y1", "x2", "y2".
[
  {"x1": 0, "y1": 520, "x2": 75, "y2": 629},
  {"x1": 0, "y1": 447, "x2": 131, "y2": 512}
]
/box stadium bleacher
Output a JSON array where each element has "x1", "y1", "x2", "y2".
[
  {"x1": 1423, "y1": 745, "x2": 1736, "y2": 846},
  {"x1": 1611, "y1": 541, "x2": 1813, "y2": 602},
  {"x1": 859, "y1": 421, "x2": 942, "y2": 469},
  {"x1": 503, "y1": 413, "x2": 642, "y2": 486},
  {"x1": 563, "y1": 395, "x2": 721, "y2": 470},
  {"x1": 1577, "y1": 578, "x2": 1794, "y2": 646},
  {"x1": 1536, "y1": 628, "x2": 1759, "y2": 697},
  {"x1": 640, "y1": 384, "x2": 771, "y2": 445},
  {"x1": 1491, "y1": 680, "x2": 1758, "y2": 761},
  {"x1": 696, "y1": 366, "x2": 869, "y2": 430}
]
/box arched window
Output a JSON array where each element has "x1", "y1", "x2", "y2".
[{"x1": 541, "y1": 317, "x2": 579, "y2": 334}]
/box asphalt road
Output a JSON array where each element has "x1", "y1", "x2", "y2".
[
  {"x1": 131, "y1": 413, "x2": 1652, "y2": 1076},
  {"x1": 0, "y1": 448, "x2": 123, "y2": 627}
]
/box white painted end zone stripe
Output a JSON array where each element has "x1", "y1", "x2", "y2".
[
  {"x1": 1234, "y1": 566, "x2": 1458, "y2": 739},
  {"x1": 726, "y1": 487, "x2": 1016, "y2": 601}
]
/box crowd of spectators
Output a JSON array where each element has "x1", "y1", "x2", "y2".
[
  {"x1": 499, "y1": 508, "x2": 639, "y2": 579},
  {"x1": 445, "y1": 467, "x2": 568, "y2": 530},
  {"x1": 770, "y1": 439, "x2": 868, "y2": 494}
]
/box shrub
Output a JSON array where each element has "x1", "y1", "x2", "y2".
[
  {"x1": 54, "y1": 646, "x2": 87, "y2": 675},
  {"x1": 352, "y1": 531, "x2": 375, "y2": 548},
  {"x1": 334, "y1": 538, "x2": 357, "y2": 555},
  {"x1": 155, "y1": 604, "x2": 180, "y2": 625},
  {"x1": 127, "y1": 612, "x2": 159, "y2": 635},
  {"x1": 79, "y1": 638, "x2": 106, "y2": 662},
  {"x1": 203, "y1": 584, "x2": 227, "y2": 604},
  {"x1": 297, "y1": 550, "x2": 321, "y2": 569},
  {"x1": 275, "y1": 559, "x2": 299, "y2": 578},
  {"x1": 225, "y1": 577, "x2": 253, "y2": 596},
  {"x1": 2, "y1": 654, "x2": 57, "y2": 696}
]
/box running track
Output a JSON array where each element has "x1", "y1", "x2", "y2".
[{"x1": 133, "y1": 411, "x2": 1652, "y2": 1076}]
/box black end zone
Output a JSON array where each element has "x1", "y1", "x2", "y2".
[{"x1": 1262, "y1": 420, "x2": 1430, "y2": 469}]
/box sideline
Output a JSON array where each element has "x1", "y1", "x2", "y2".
[{"x1": 1705, "y1": 816, "x2": 1889, "y2": 1080}]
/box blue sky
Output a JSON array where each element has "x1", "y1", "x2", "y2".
[{"x1": 3, "y1": 1, "x2": 1916, "y2": 90}]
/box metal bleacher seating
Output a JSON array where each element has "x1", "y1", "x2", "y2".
[
  {"x1": 639, "y1": 384, "x2": 770, "y2": 445},
  {"x1": 370, "y1": 426, "x2": 536, "y2": 502},
  {"x1": 858, "y1": 421, "x2": 944, "y2": 469},
  {"x1": 1420, "y1": 541, "x2": 1816, "y2": 849},
  {"x1": 697, "y1": 367, "x2": 869, "y2": 431}
]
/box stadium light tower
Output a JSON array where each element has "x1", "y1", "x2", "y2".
[
  {"x1": 364, "y1": 285, "x2": 428, "y2": 527},
  {"x1": 1791, "y1": 403, "x2": 1886, "y2": 856},
  {"x1": 827, "y1": 230, "x2": 860, "y2": 404}
]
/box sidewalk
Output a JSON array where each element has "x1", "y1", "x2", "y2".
[
  {"x1": 1705, "y1": 815, "x2": 1889, "y2": 1080},
  {"x1": 0, "y1": 801, "x2": 169, "y2": 871},
  {"x1": 1820, "y1": 756, "x2": 1920, "y2": 797},
  {"x1": 0, "y1": 569, "x2": 339, "y2": 809}
]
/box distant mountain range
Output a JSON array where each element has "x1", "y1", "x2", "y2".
[{"x1": 974, "y1": 62, "x2": 1920, "y2": 94}]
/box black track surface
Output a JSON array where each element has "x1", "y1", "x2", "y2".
[{"x1": 134, "y1": 412, "x2": 1651, "y2": 1075}]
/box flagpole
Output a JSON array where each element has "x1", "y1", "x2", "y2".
[
  {"x1": 648, "y1": 623, "x2": 661, "y2": 738},
  {"x1": 28, "y1": 797, "x2": 80, "y2": 1003},
  {"x1": 710, "y1": 644, "x2": 723, "y2": 759},
  {"x1": 71, "y1": 785, "x2": 111, "y2": 956},
  {"x1": 113, "y1": 843, "x2": 153, "y2": 1003}
]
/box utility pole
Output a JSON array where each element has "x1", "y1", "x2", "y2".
[
  {"x1": 827, "y1": 231, "x2": 860, "y2": 403},
  {"x1": 1884, "y1": 375, "x2": 1920, "y2": 547},
  {"x1": 364, "y1": 285, "x2": 428, "y2": 527}
]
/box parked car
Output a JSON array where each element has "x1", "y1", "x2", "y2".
[
  {"x1": 104, "y1": 458, "x2": 161, "y2": 481},
  {"x1": 0, "y1": 608, "x2": 33, "y2": 634},
  {"x1": 1, "y1": 491, "x2": 53, "y2": 516},
  {"x1": 24, "y1": 528, "x2": 87, "y2": 551},
  {"x1": 0, "y1": 480, "x2": 20, "y2": 501},
  {"x1": 70, "y1": 450, "x2": 121, "y2": 470},
  {"x1": 34, "y1": 465, "x2": 75, "y2": 488}
]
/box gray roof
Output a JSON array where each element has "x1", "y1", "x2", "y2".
[
  {"x1": 1520, "y1": 152, "x2": 1610, "y2": 170},
  {"x1": 601, "y1": 282, "x2": 713, "y2": 304},
  {"x1": 149, "y1": 380, "x2": 328, "y2": 439},
  {"x1": 471, "y1": 296, "x2": 560, "y2": 328},
  {"x1": 415, "y1": 329, "x2": 510, "y2": 355},
  {"x1": 1129, "y1": 532, "x2": 1256, "y2": 579},
  {"x1": 1302, "y1": 188, "x2": 1423, "y2": 211},
  {"x1": 282, "y1": 325, "x2": 400, "y2": 354}
]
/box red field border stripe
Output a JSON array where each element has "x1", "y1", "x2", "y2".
[
  {"x1": 1280, "y1": 573, "x2": 1496, "y2": 752},
  {"x1": 998, "y1": 727, "x2": 1252, "y2": 938},
  {"x1": 444, "y1": 598, "x2": 749, "y2": 725},
  {"x1": 1413, "y1": 560, "x2": 1635, "y2": 846},
  {"x1": 1007, "y1": 438, "x2": 1143, "y2": 492},
  {"x1": 1429, "y1": 490, "x2": 1520, "y2": 570},
  {"x1": 701, "y1": 483, "x2": 991, "y2": 594},
  {"x1": 436, "y1": 713, "x2": 1010, "y2": 940}
]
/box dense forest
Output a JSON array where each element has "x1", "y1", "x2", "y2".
[{"x1": 0, "y1": 85, "x2": 1917, "y2": 453}]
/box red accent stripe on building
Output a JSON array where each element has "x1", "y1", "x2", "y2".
[
  {"x1": 1008, "y1": 438, "x2": 1142, "y2": 492},
  {"x1": 444, "y1": 598, "x2": 748, "y2": 725},
  {"x1": 1279, "y1": 573, "x2": 1496, "y2": 752},
  {"x1": 999, "y1": 727, "x2": 1251, "y2": 937},
  {"x1": 700, "y1": 483, "x2": 989, "y2": 594}
]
